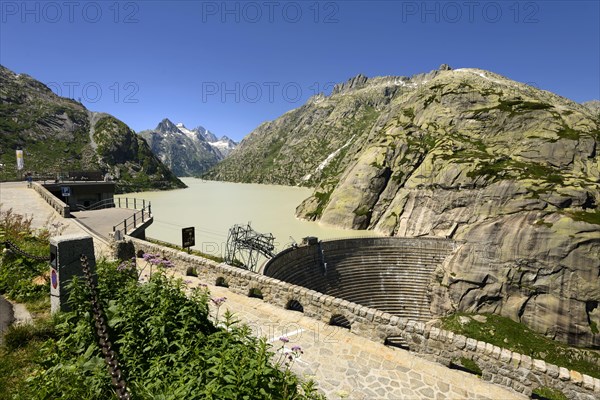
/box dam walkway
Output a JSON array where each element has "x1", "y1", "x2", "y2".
[{"x1": 0, "y1": 181, "x2": 526, "y2": 399}]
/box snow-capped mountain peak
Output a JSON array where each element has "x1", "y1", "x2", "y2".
[{"x1": 138, "y1": 119, "x2": 239, "y2": 176}]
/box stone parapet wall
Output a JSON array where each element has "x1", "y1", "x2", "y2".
[
  {"x1": 126, "y1": 237, "x2": 599, "y2": 399},
  {"x1": 33, "y1": 182, "x2": 70, "y2": 217}
]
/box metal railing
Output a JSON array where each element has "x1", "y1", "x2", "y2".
[
  {"x1": 76, "y1": 198, "x2": 116, "y2": 211},
  {"x1": 115, "y1": 197, "x2": 149, "y2": 211},
  {"x1": 112, "y1": 198, "x2": 152, "y2": 238}
]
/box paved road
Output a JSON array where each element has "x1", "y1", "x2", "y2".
[
  {"x1": 0, "y1": 181, "x2": 113, "y2": 258},
  {"x1": 71, "y1": 208, "x2": 139, "y2": 240}
]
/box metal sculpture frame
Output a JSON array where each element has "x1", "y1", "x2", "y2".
[{"x1": 225, "y1": 223, "x2": 275, "y2": 272}]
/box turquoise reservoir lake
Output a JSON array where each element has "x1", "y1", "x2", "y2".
[{"x1": 120, "y1": 178, "x2": 378, "y2": 257}]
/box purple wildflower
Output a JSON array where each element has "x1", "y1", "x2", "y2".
[
  {"x1": 291, "y1": 345, "x2": 302, "y2": 352},
  {"x1": 117, "y1": 259, "x2": 135, "y2": 272},
  {"x1": 211, "y1": 297, "x2": 227, "y2": 307},
  {"x1": 279, "y1": 336, "x2": 289, "y2": 343}
]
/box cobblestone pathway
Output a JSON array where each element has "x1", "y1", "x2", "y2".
[{"x1": 172, "y1": 271, "x2": 527, "y2": 400}]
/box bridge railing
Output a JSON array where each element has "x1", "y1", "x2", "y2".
[
  {"x1": 112, "y1": 198, "x2": 152, "y2": 239},
  {"x1": 76, "y1": 198, "x2": 116, "y2": 211}
]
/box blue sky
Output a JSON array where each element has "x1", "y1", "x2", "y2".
[{"x1": 1, "y1": 0, "x2": 599, "y2": 141}]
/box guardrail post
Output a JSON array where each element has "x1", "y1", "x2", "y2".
[
  {"x1": 118, "y1": 198, "x2": 121, "y2": 208},
  {"x1": 126, "y1": 198, "x2": 129, "y2": 209},
  {"x1": 134, "y1": 198, "x2": 137, "y2": 209},
  {"x1": 133, "y1": 213, "x2": 136, "y2": 228},
  {"x1": 141, "y1": 208, "x2": 145, "y2": 222}
]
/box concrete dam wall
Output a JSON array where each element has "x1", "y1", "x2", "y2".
[{"x1": 263, "y1": 237, "x2": 456, "y2": 322}]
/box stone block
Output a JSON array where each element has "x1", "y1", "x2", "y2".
[
  {"x1": 476, "y1": 340, "x2": 487, "y2": 353},
  {"x1": 570, "y1": 370, "x2": 583, "y2": 385},
  {"x1": 491, "y1": 345, "x2": 502, "y2": 359},
  {"x1": 454, "y1": 334, "x2": 467, "y2": 349},
  {"x1": 414, "y1": 322, "x2": 425, "y2": 334},
  {"x1": 466, "y1": 338, "x2": 478, "y2": 351},
  {"x1": 397, "y1": 317, "x2": 408, "y2": 329},
  {"x1": 558, "y1": 367, "x2": 570, "y2": 381},
  {"x1": 441, "y1": 330, "x2": 452, "y2": 342},
  {"x1": 546, "y1": 363, "x2": 559, "y2": 379},
  {"x1": 373, "y1": 309, "x2": 385, "y2": 323},
  {"x1": 510, "y1": 352, "x2": 521, "y2": 368},
  {"x1": 500, "y1": 348, "x2": 512, "y2": 363},
  {"x1": 365, "y1": 308, "x2": 376, "y2": 322},
  {"x1": 520, "y1": 355, "x2": 533, "y2": 369},
  {"x1": 582, "y1": 374, "x2": 595, "y2": 390}
]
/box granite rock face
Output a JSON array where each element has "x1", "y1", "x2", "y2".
[{"x1": 207, "y1": 66, "x2": 600, "y2": 347}]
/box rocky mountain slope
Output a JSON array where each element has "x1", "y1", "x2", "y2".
[
  {"x1": 138, "y1": 120, "x2": 237, "y2": 176},
  {"x1": 0, "y1": 65, "x2": 185, "y2": 192},
  {"x1": 206, "y1": 65, "x2": 600, "y2": 348}
]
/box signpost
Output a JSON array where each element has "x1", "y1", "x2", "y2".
[
  {"x1": 182, "y1": 227, "x2": 195, "y2": 253},
  {"x1": 60, "y1": 186, "x2": 71, "y2": 207}
]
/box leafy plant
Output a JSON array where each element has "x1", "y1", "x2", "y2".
[
  {"x1": 18, "y1": 260, "x2": 323, "y2": 399},
  {"x1": 0, "y1": 208, "x2": 50, "y2": 302}
]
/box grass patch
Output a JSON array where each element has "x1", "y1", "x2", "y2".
[
  {"x1": 2, "y1": 317, "x2": 56, "y2": 351},
  {"x1": 565, "y1": 210, "x2": 600, "y2": 225},
  {"x1": 0, "y1": 325, "x2": 49, "y2": 398},
  {"x1": 531, "y1": 386, "x2": 568, "y2": 400},
  {"x1": 467, "y1": 158, "x2": 564, "y2": 184},
  {"x1": 441, "y1": 313, "x2": 600, "y2": 379}
]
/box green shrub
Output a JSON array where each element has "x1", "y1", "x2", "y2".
[
  {"x1": 19, "y1": 262, "x2": 322, "y2": 399},
  {"x1": 0, "y1": 208, "x2": 52, "y2": 303}
]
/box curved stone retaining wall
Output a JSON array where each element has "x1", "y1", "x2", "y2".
[
  {"x1": 264, "y1": 237, "x2": 455, "y2": 322},
  {"x1": 125, "y1": 237, "x2": 600, "y2": 399}
]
